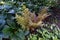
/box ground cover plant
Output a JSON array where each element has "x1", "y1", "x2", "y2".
[{"x1": 0, "y1": 0, "x2": 60, "y2": 40}]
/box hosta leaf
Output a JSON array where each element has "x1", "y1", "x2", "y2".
[
  {"x1": 8, "y1": 9, "x2": 15, "y2": 14},
  {"x1": 30, "y1": 34, "x2": 37, "y2": 40},
  {"x1": 38, "y1": 38, "x2": 44, "y2": 40},
  {"x1": 44, "y1": 34, "x2": 50, "y2": 38},
  {"x1": 2, "y1": 25, "x2": 10, "y2": 35},
  {"x1": 52, "y1": 36, "x2": 58, "y2": 40},
  {"x1": 0, "y1": 37, "x2": 2, "y2": 40}
]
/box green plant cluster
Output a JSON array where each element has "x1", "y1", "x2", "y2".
[
  {"x1": 0, "y1": 0, "x2": 60, "y2": 40},
  {"x1": 27, "y1": 24, "x2": 60, "y2": 40},
  {"x1": 1, "y1": 0, "x2": 58, "y2": 13}
]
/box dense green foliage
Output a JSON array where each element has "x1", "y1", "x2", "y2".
[
  {"x1": 28, "y1": 24, "x2": 60, "y2": 40},
  {"x1": 0, "y1": 0, "x2": 60, "y2": 40}
]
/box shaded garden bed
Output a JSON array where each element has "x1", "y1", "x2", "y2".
[{"x1": 0, "y1": 0, "x2": 60, "y2": 40}]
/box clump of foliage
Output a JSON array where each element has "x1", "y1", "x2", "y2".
[
  {"x1": 27, "y1": 24, "x2": 60, "y2": 40},
  {"x1": 0, "y1": 0, "x2": 60, "y2": 40},
  {"x1": 16, "y1": 5, "x2": 51, "y2": 30},
  {"x1": 2, "y1": 0, "x2": 58, "y2": 13}
]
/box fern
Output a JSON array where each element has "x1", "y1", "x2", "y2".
[{"x1": 16, "y1": 5, "x2": 51, "y2": 30}]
